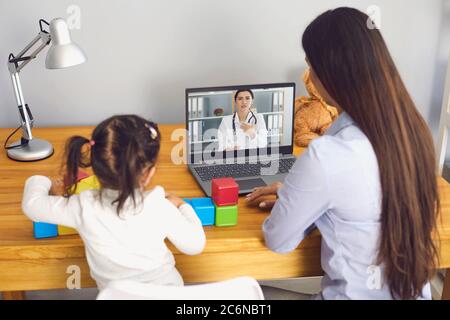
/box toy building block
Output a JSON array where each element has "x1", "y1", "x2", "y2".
[
  {"x1": 57, "y1": 225, "x2": 78, "y2": 235},
  {"x1": 72, "y1": 175, "x2": 101, "y2": 194},
  {"x1": 63, "y1": 170, "x2": 89, "y2": 187},
  {"x1": 182, "y1": 198, "x2": 192, "y2": 205},
  {"x1": 212, "y1": 177, "x2": 239, "y2": 206},
  {"x1": 214, "y1": 204, "x2": 238, "y2": 227},
  {"x1": 191, "y1": 197, "x2": 215, "y2": 226},
  {"x1": 33, "y1": 222, "x2": 58, "y2": 239},
  {"x1": 58, "y1": 175, "x2": 101, "y2": 235}
]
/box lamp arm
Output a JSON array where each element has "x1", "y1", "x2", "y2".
[
  {"x1": 7, "y1": 22, "x2": 51, "y2": 142},
  {"x1": 8, "y1": 32, "x2": 51, "y2": 73}
]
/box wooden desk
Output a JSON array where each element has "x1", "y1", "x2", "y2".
[{"x1": 1, "y1": 125, "x2": 450, "y2": 300}]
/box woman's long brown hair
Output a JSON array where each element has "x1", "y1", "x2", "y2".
[{"x1": 302, "y1": 7, "x2": 440, "y2": 299}]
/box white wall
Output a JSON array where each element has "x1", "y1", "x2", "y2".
[{"x1": 0, "y1": 0, "x2": 448, "y2": 140}]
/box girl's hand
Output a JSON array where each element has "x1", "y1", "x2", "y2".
[
  {"x1": 165, "y1": 192, "x2": 186, "y2": 208},
  {"x1": 245, "y1": 182, "x2": 283, "y2": 209},
  {"x1": 49, "y1": 177, "x2": 65, "y2": 196}
]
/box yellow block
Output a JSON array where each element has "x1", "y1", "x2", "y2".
[
  {"x1": 73, "y1": 175, "x2": 101, "y2": 193},
  {"x1": 58, "y1": 175, "x2": 101, "y2": 235},
  {"x1": 57, "y1": 225, "x2": 78, "y2": 235}
]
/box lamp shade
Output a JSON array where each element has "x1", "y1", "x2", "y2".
[{"x1": 45, "y1": 18, "x2": 87, "y2": 69}]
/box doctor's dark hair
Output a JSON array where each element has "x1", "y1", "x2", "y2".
[
  {"x1": 63, "y1": 115, "x2": 161, "y2": 214},
  {"x1": 234, "y1": 89, "x2": 254, "y2": 101},
  {"x1": 302, "y1": 7, "x2": 439, "y2": 299}
]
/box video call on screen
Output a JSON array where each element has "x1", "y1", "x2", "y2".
[{"x1": 187, "y1": 86, "x2": 294, "y2": 153}]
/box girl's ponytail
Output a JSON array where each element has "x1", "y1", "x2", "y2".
[
  {"x1": 64, "y1": 135, "x2": 91, "y2": 195},
  {"x1": 111, "y1": 137, "x2": 139, "y2": 213}
]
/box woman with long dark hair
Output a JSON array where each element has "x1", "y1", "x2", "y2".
[{"x1": 247, "y1": 7, "x2": 440, "y2": 299}]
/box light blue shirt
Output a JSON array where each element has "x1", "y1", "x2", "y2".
[{"x1": 263, "y1": 112, "x2": 431, "y2": 300}]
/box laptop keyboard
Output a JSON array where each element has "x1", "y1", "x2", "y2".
[{"x1": 193, "y1": 157, "x2": 296, "y2": 182}]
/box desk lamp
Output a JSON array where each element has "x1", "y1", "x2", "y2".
[{"x1": 5, "y1": 18, "x2": 87, "y2": 161}]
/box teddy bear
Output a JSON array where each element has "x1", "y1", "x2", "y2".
[{"x1": 294, "y1": 68, "x2": 339, "y2": 147}]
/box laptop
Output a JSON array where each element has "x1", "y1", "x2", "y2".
[{"x1": 186, "y1": 83, "x2": 297, "y2": 196}]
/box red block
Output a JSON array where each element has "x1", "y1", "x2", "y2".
[
  {"x1": 63, "y1": 169, "x2": 90, "y2": 187},
  {"x1": 212, "y1": 177, "x2": 239, "y2": 206}
]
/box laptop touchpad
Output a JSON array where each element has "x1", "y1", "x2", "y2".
[{"x1": 236, "y1": 178, "x2": 266, "y2": 191}]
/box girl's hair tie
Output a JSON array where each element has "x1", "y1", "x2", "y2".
[
  {"x1": 145, "y1": 123, "x2": 158, "y2": 140},
  {"x1": 89, "y1": 140, "x2": 95, "y2": 146}
]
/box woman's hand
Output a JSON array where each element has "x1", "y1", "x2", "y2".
[
  {"x1": 165, "y1": 192, "x2": 186, "y2": 208},
  {"x1": 245, "y1": 182, "x2": 283, "y2": 209},
  {"x1": 240, "y1": 123, "x2": 256, "y2": 139}
]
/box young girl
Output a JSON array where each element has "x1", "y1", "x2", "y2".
[
  {"x1": 22, "y1": 115, "x2": 206, "y2": 290},
  {"x1": 247, "y1": 7, "x2": 439, "y2": 300}
]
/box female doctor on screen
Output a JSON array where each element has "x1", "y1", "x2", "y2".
[{"x1": 217, "y1": 89, "x2": 268, "y2": 151}]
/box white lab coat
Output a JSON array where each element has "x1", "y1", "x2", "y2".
[{"x1": 217, "y1": 112, "x2": 268, "y2": 151}]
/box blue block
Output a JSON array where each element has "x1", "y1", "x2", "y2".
[
  {"x1": 191, "y1": 197, "x2": 215, "y2": 226},
  {"x1": 33, "y1": 222, "x2": 58, "y2": 239},
  {"x1": 183, "y1": 198, "x2": 192, "y2": 205}
]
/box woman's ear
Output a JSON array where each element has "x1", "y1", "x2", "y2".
[{"x1": 141, "y1": 166, "x2": 156, "y2": 188}]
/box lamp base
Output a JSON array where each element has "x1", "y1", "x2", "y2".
[{"x1": 7, "y1": 138, "x2": 54, "y2": 161}]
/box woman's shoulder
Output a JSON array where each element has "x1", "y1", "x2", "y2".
[
  {"x1": 304, "y1": 135, "x2": 352, "y2": 166},
  {"x1": 256, "y1": 113, "x2": 265, "y2": 120},
  {"x1": 221, "y1": 114, "x2": 233, "y2": 121},
  {"x1": 255, "y1": 113, "x2": 266, "y2": 125},
  {"x1": 307, "y1": 130, "x2": 376, "y2": 170},
  {"x1": 219, "y1": 114, "x2": 233, "y2": 128}
]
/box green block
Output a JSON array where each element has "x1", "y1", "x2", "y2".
[{"x1": 214, "y1": 204, "x2": 238, "y2": 227}]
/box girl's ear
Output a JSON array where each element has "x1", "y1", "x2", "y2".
[{"x1": 141, "y1": 165, "x2": 156, "y2": 188}]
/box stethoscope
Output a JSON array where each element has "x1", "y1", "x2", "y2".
[{"x1": 232, "y1": 110, "x2": 257, "y2": 135}]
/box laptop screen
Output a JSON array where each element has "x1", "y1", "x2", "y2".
[{"x1": 186, "y1": 83, "x2": 295, "y2": 164}]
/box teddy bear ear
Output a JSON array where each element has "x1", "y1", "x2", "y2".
[{"x1": 303, "y1": 68, "x2": 310, "y2": 81}]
